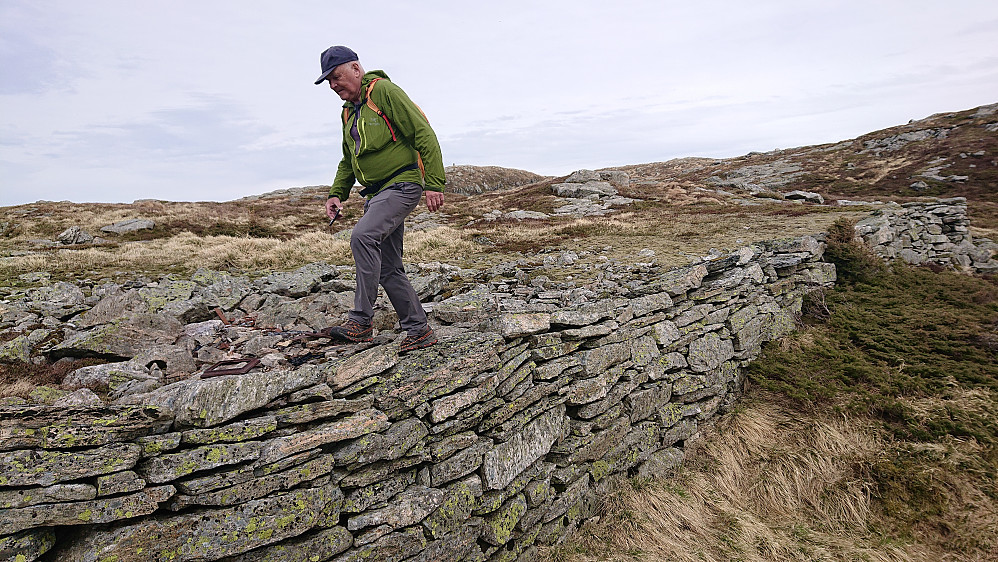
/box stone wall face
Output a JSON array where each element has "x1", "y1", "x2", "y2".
[
  {"x1": 0, "y1": 198, "x2": 986, "y2": 562},
  {"x1": 0, "y1": 236, "x2": 834, "y2": 562},
  {"x1": 854, "y1": 197, "x2": 997, "y2": 272}
]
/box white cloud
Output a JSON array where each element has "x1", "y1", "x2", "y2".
[{"x1": 2, "y1": 0, "x2": 997, "y2": 205}]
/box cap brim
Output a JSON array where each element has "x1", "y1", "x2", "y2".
[{"x1": 314, "y1": 68, "x2": 334, "y2": 85}]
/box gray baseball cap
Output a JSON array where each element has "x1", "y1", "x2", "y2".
[{"x1": 314, "y1": 45, "x2": 359, "y2": 85}]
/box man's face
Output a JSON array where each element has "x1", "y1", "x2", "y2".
[{"x1": 326, "y1": 62, "x2": 363, "y2": 103}]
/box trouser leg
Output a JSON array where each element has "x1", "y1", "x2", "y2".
[
  {"x1": 379, "y1": 213, "x2": 428, "y2": 331},
  {"x1": 348, "y1": 182, "x2": 426, "y2": 329}
]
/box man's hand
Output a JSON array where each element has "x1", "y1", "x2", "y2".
[
  {"x1": 326, "y1": 197, "x2": 343, "y2": 220},
  {"x1": 425, "y1": 190, "x2": 444, "y2": 212}
]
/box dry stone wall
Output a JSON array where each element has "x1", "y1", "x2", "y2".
[
  {"x1": 854, "y1": 197, "x2": 997, "y2": 273},
  {"x1": 0, "y1": 197, "x2": 989, "y2": 562},
  {"x1": 1, "y1": 235, "x2": 833, "y2": 562}
]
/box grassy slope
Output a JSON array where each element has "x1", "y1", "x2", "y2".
[{"x1": 541, "y1": 224, "x2": 998, "y2": 561}]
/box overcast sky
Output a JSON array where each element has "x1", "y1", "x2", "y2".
[{"x1": 1, "y1": 0, "x2": 997, "y2": 206}]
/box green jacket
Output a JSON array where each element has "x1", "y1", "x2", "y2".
[{"x1": 329, "y1": 70, "x2": 445, "y2": 201}]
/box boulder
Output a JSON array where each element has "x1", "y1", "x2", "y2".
[{"x1": 100, "y1": 219, "x2": 155, "y2": 235}]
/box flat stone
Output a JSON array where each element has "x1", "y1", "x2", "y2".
[
  {"x1": 328, "y1": 526, "x2": 426, "y2": 562},
  {"x1": 137, "y1": 441, "x2": 262, "y2": 484},
  {"x1": 494, "y1": 312, "x2": 551, "y2": 338},
  {"x1": 482, "y1": 405, "x2": 564, "y2": 490},
  {"x1": 217, "y1": 526, "x2": 353, "y2": 562},
  {"x1": 96, "y1": 471, "x2": 146, "y2": 497},
  {"x1": 0, "y1": 485, "x2": 174, "y2": 535},
  {"x1": 0, "y1": 405, "x2": 172, "y2": 451},
  {"x1": 432, "y1": 286, "x2": 496, "y2": 324},
  {"x1": 0, "y1": 442, "x2": 142, "y2": 487},
  {"x1": 0, "y1": 529, "x2": 56, "y2": 562},
  {"x1": 334, "y1": 418, "x2": 427, "y2": 467},
  {"x1": 258, "y1": 408, "x2": 390, "y2": 465},
  {"x1": 481, "y1": 494, "x2": 527, "y2": 546},
  {"x1": 168, "y1": 454, "x2": 336, "y2": 510},
  {"x1": 374, "y1": 332, "x2": 503, "y2": 417},
  {"x1": 328, "y1": 344, "x2": 398, "y2": 390},
  {"x1": 54, "y1": 484, "x2": 344, "y2": 562},
  {"x1": 117, "y1": 364, "x2": 325, "y2": 428},
  {"x1": 342, "y1": 471, "x2": 417, "y2": 513},
  {"x1": 181, "y1": 415, "x2": 278, "y2": 445},
  {"x1": 637, "y1": 448, "x2": 685, "y2": 478},
  {"x1": 347, "y1": 484, "x2": 444, "y2": 531},
  {"x1": 272, "y1": 397, "x2": 375, "y2": 426},
  {"x1": 430, "y1": 438, "x2": 491, "y2": 487},
  {"x1": 101, "y1": 219, "x2": 155, "y2": 234},
  {"x1": 579, "y1": 341, "x2": 631, "y2": 377},
  {"x1": 0, "y1": 483, "x2": 96, "y2": 509}
]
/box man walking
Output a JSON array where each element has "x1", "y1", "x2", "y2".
[{"x1": 315, "y1": 46, "x2": 445, "y2": 353}]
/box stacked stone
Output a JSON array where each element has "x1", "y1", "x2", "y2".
[
  {"x1": 549, "y1": 169, "x2": 638, "y2": 217},
  {"x1": 1, "y1": 235, "x2": 837, "y2": 562},
  {"x1": 854, "y1": 197, "x2": 997, "y2": 272}
]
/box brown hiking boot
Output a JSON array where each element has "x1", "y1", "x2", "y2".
[
  {"x1": 321, "y1": 319, "x2": 373, "y2": 342},
  {"x1": 399, "y1": 326, "x2": 437, "y2": 354}
]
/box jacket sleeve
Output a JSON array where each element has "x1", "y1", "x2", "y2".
[
  {"x1": 329, "y1": 126, "x2": 355, "y2": 201},
  {"x1": 377, "y1": 81, "x2": 446, "y2": 192}
]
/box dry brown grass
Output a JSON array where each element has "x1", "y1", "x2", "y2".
[{"x1": 540, "y1": 396, "x2": 921, "y2": 562}]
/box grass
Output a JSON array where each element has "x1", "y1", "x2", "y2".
[{"x1": 540, "y1": 229, "x2": 998, "y2": 562}]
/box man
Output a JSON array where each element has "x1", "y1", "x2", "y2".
[{"x1": 314, "y1": 46, "x2": 445, "y2": 353}]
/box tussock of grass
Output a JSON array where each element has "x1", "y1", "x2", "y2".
[{"x1": 541, "y1": 400, "x2": 913, "y2": 562}]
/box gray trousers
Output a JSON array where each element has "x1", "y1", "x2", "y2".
[{"x1": 347, "y1": 181, "x2": 428, "y2": 332}]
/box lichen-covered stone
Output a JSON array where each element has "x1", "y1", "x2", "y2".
[
  {"x1": 579, "y1": 341, "x2": 630, "y2": 377},
  {"x1": 482, "y1": 405, "x2": 564, "y2": 490},
  {"x1": 342, "y1": 471, "x2": 417, "y2": 513},
  {"x1": 0, "y1": 528, "x2": 56, "y2": 562},
  {"x1": 687, "y1": 332, "x2": 735, "y2": 372},
  {"x1": 132, "y1": 434, "x2": 181, "y2": 462},
  {"x1": 0, "y1": 485, "x2": 174, "y2": 535},
  {"x1": 550, "y1": 301, "x2": 617, "y2": 327},
  {"x1": 0, "y1": 405, "x2": 172, "y2": 451},
  {"x1": 430, "y1": 438, "x2": 491, "y2": 487},
  {"x1": 272, "y1": 397, "x2": 374, "y2": 426},
  {"x1": 637, "y1": 447, "x2": 685, "y2": 478},
  {"x1": 137, "y1": 441, "x2": 261, "y2": 484},
  {"x1": 0, "y1": 442, "x2": 141, "y2": 487},
  {"x1": 346, "y1": 484, "x2": 444, "y2": 531},
  {"x1": 482, "y1": 494, "x2": 527, "y2": 546},
  {"x1": 181, "y1": 415, "x2": 278, "y2": 445},
  {"x1": 625, "y1": 383, "x2": 673, "y2": 422},
  {"x1": 53, "y1": 483, "x2": 344, "y2": 562},
  {"x1": 218, "y1": 526, "x2": 353, "y2": 562},
  {"x1": 374, "y1": 332, "x2": 503, "y2": 417},
  {"x1": 328, "y1": 526, "x2": 426, "y2": 562},
  {"x1": 333, "y1": 417, "x2": 427, "y2": 466},
  {"x1": 493, "y1": 312, "x2": 551, "y2": 338},
  {"x1": 422, "y1": 474, "x2": 482, "y2": 539},
  {"x1": 117, "y1": 364, "x2": 325, "y2": 428},
  {"x1": 96, "y1": 470, "x2": 145, "y2": 497},
  {"x1": 328, "y1": 344, "x2": 398, "y2": 390},
  {"x1": 0, "y1": 483, "x2": 95, "y2": 509},
  {"x1": 168, "y1": 454, "x2": 336, "y2": 510},
  {"x1": 410, "y1": 518, "x2": 484, "y2": 562},
  {"x1": 257, "y1": 408, "x2": 389, "y2": 465}
]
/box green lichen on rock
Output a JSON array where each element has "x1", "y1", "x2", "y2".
[{"x1": 482, "y1": 494, "x2": 527, "y2": 546}]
